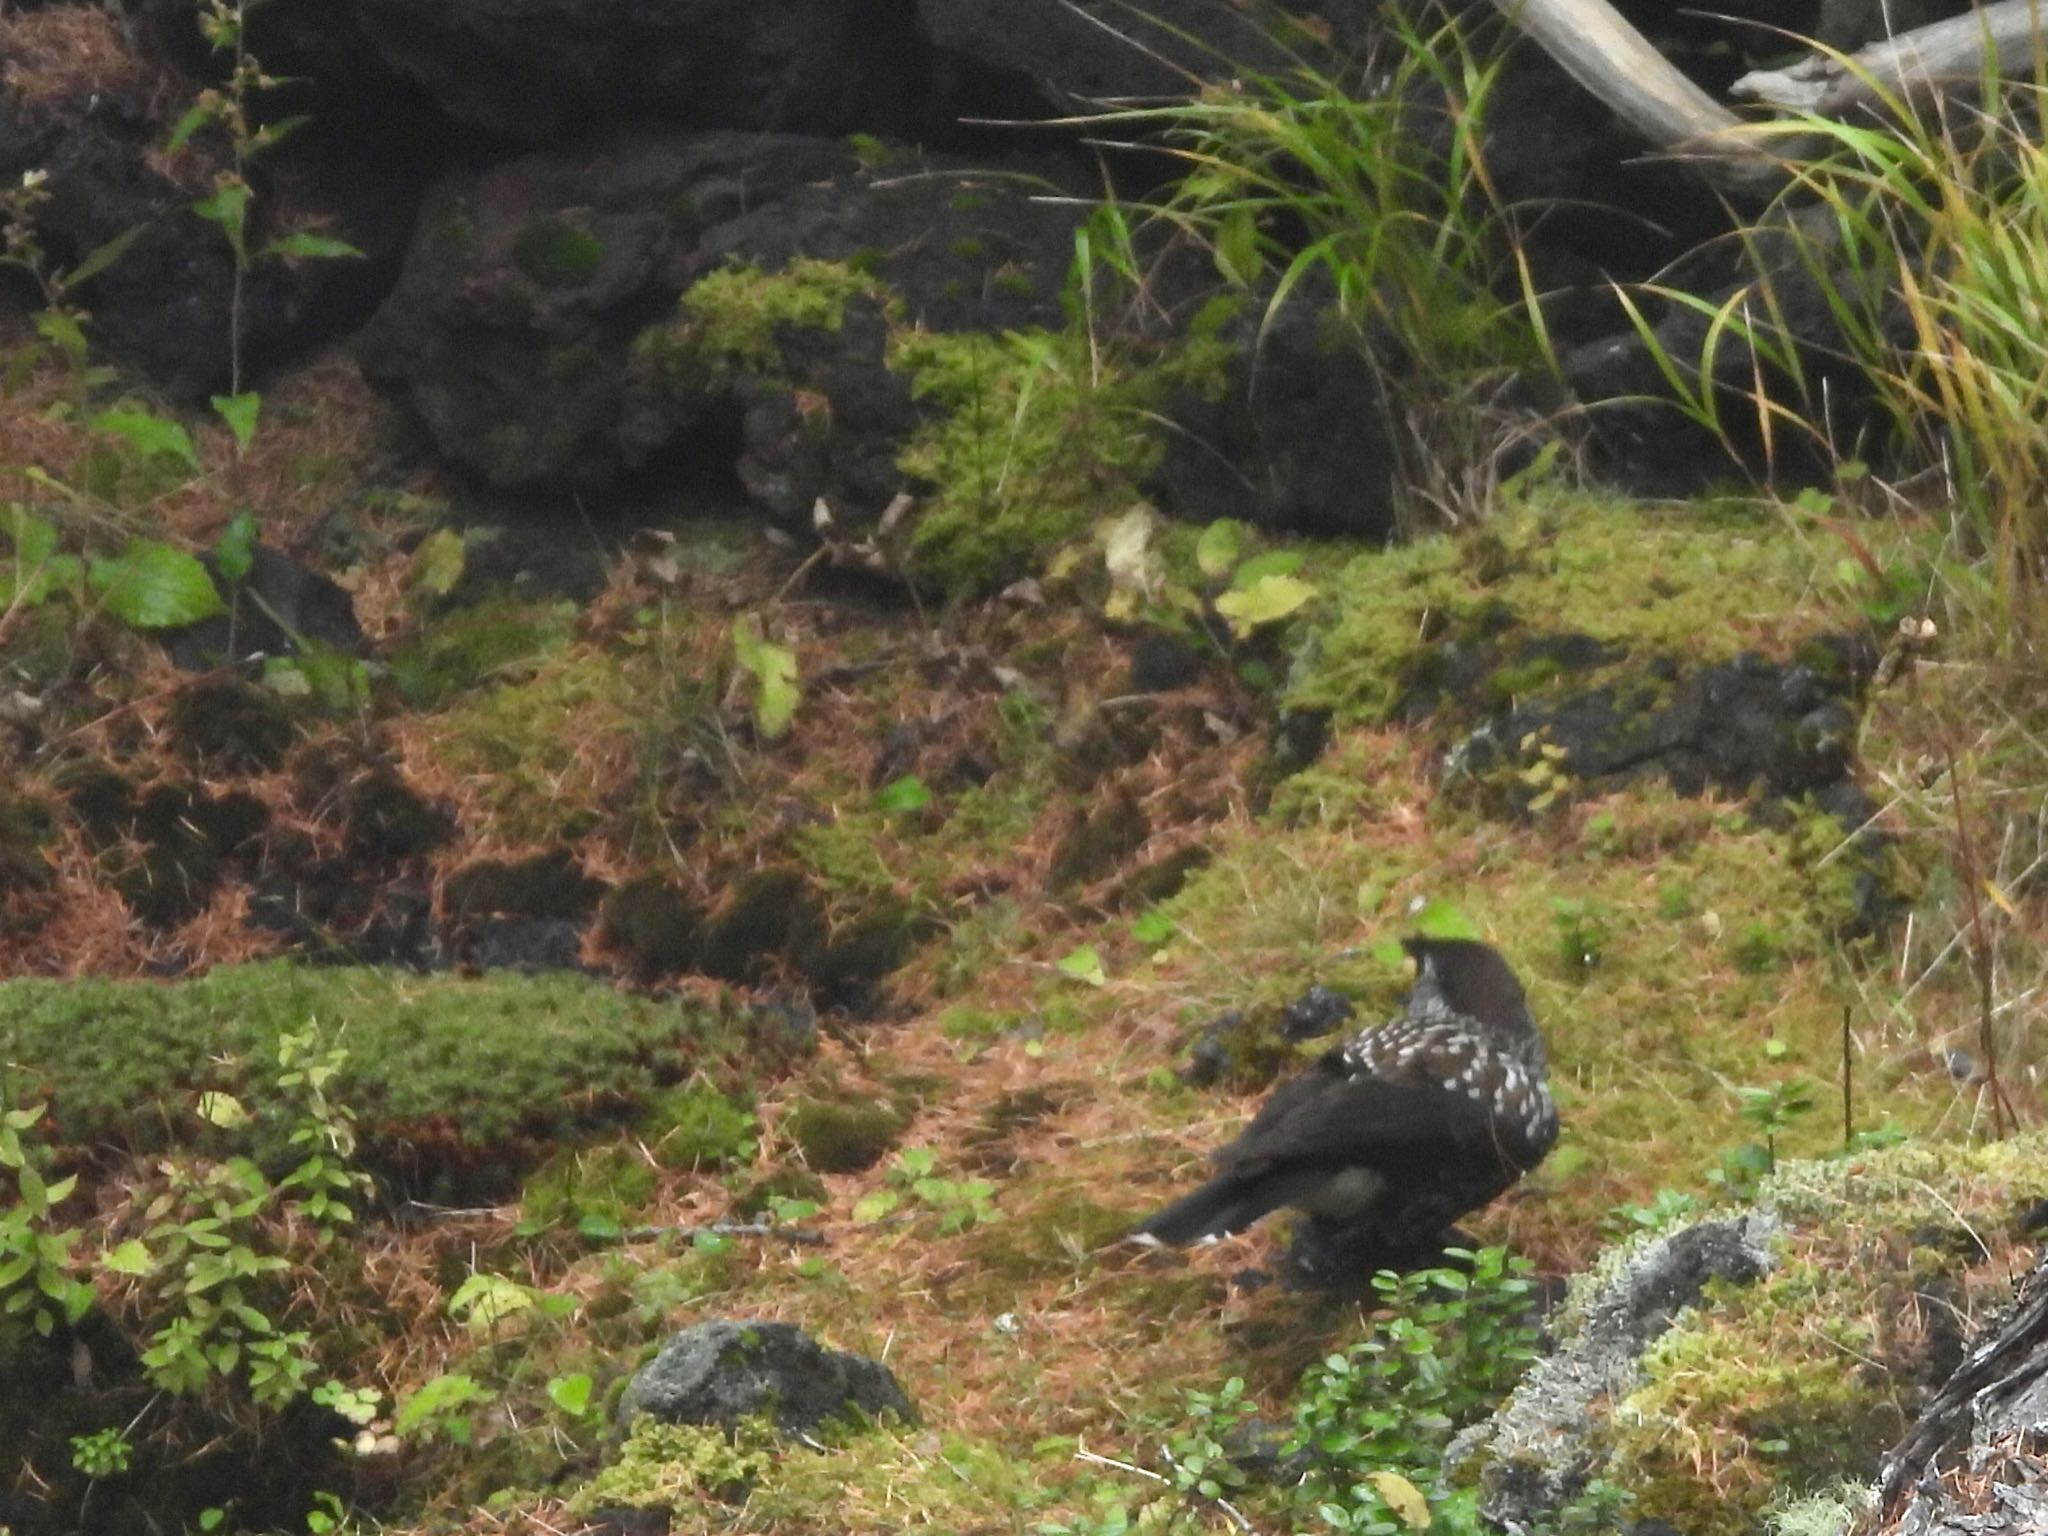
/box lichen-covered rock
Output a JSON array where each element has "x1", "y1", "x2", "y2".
[
  {"x1": 1463, "y1": 1211, "x2": 1781, "y2": 1528},
  {"x1": 1462, "y1": 1134, "x2": 2048, "y2": 1536},
  {"x1": 619, "y1": 1320, "x2": 916, "y2": 1436}
]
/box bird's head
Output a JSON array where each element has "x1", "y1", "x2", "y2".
[{"x1": 1402, "y1": 936, "x2": 1539, "y2": 1045}]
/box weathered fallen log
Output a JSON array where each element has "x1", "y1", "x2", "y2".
[
  {"x1": 1486, "y1": 0, "x2": 2048, "y2": 188},
  {"x1": 1732, "y1": 0, "x2": 2048, "y2": 116}
]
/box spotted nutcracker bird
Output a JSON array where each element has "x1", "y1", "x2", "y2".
[{"x1": 1135, "y1": 937, "x2": 1557, "y2": 1272}]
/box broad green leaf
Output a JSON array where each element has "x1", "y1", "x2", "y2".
[
  {"x1": 34, "y1": 310, "x2": 91, "y2": 371},
  {"x1": 1, "y1": 509, "x2": 76, "y2": 608},
  {"x1": 4, "y1": 1101, "x2": 45, "y2": 1132},
  {"x1": 192, "y1": 181, "x2": 252, "y2": 252},
  {"x1": 546, "y1": 1372, "x2": 593, "y2": 1417},
  {"x1": 197, "y1": 1091, "x2": 250, "y2": 1129},
  {"x1": 103, "y1": 1239, "x2": 157, "y2": 1276},
  {"x1": 91, "y1": 409, "x2": 200, "y2": 472},
  {"x1": 1055, "y1": 944, "x2": 1107, "y2": 988},
  {"x1": 1130, "y1": 909, "x2": 1175, "y2": 945},
  {"x1": 407, "y1": 529, "x2": 467, "y2": 604},
  {"x1": 56, "y1": 223, "x2": 146, "y2": 295},
  {"x1": 211, "y1": 393, "x2": 261, "y2": 455},
  {"x1": 258, "y1": 231, "x2": 365, "y2": 263},
  {"x1": 1408, "y1": 898, "x2": 1482, "y2": 941},
  {"x1": 874, "y1": 775, "x2": 931, "y2": 813},
  {"x1": 215, "y1": 508, "x2": 259, "y2": 585},
  {"x1": 165, "y1": 101, "x2": 214, "y2": 154},
  {"x1": 446, "y1": 1272, "x2": 534, "y2": 1332},
  {"x1": 18, "y1": 1162, "x2": 47, "y2": 1214},
  {"x1": 1230, "y1": 549, "x2": 1305, "y2": 588},
  {"x1": 1195, "y1": 518, "x2": 1245, "y2": 580},
  {"x1": 851, "y1": 1190, "x2": 901, "y2": 1224},
  {"x1": 731, "y1": 614, "x2": 800, "y2": 740},
  {"x1": 1213, "y1": 573, "x2": 1315, "y2": 638},
  {"x1": 89, "y1": 540, "x2": 227, "y2": 628}
]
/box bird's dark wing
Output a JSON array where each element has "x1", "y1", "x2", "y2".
[{"x1": 1212, "y1": 1061, "x2": 1497, "y2": 1179}]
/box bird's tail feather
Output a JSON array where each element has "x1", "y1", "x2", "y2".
[{"x1": 1134, "y1": 1175, "x2": 1285, "y2": 1245}]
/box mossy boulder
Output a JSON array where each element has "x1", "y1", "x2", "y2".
[
  {"x1": 0, "y1": 962, "x2": 793, "y2": 1200},
  {"x1": 781, "y1": 1095, "x2": 907, "y2": 1174},
  {"x1": 0, "y1": 789, "x2": 59, "y2": 900},
  {"x1": 53, "y1": 766, "x2": 270, "y2": 928},
  {"x1": 598, "y1": 876, "x2": 707, "y2": 977},
  {"x1": 444, "y1": 848, "x2": 606, "y2": 921},
  {"x1": 164, "y1": 676, "x2": 299, "y2": 772},
  {"x1": 521, "y1": 1143, "x2": 659, "y2": 1234},
  {"x1": 699, "y1": 866, "x2": 826, "y2": 983},
  {"x1": 1287, "y1": 500, "x2": 1886, "y2": 728}
]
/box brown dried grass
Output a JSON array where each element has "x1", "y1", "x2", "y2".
[{"x1": 0, "y1": 7, "x2": 167, "y2": 122}]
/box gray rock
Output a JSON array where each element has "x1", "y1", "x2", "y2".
[{"x1": 619, "y1": 1320, "x2": 916, "y2": 1437}]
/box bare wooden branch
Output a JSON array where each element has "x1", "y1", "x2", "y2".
[
  {"x1": 1489, "y1": 0, "x2": 1740, "y2": 146},
  {"x1": 1732, "y1": 0, "x2": 2048, "y2": 116},
  {"x1": 1483, "y1": 0, "x2": 1786, "y2": 187}
]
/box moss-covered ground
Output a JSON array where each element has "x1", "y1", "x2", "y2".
[{"x1": 0, "y1": 325, "x2": 2041, "y2": 1536}]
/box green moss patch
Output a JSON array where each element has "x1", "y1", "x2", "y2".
[
  {"x1": 1285, "y1": 499, "x2": 1883, "y2": 724},
  {"x1": 572, "y1": 1415, "x2": 1041, "y2": 1533},
  {"x1": 388, "y1": 596, "x2": 579, "y2": 708},
  {"x1": 781, "y1": 1095, "x2": 907, "y2": 1174},
  {"x1": 648, "y1": 1082, "x2": 759, "y2": 1172},
  {"x1": 0, "y1": 962, "x2": 784, "y2": 1199},
  {"x1": 637, "y1": 258, "x2": 892, "y2": 389},
  {"x1": 892, "y1": 328, "x2": 1171, "y2": 599},
  {"x1": 512, "y1": 217, "x2": 604, "y2": 288}
]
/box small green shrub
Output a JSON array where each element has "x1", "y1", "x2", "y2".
[
  {"x1": 1048, "y1": 1248, "x2": 1544, "y2": 1535},
  {"x1": 650, "y1": 1083, "x2": 759, "y2": 1172}
]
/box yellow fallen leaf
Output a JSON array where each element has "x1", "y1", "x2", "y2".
[{"x1": 1368, "y1": 1470, "x2": 1431, "y2": 1530}]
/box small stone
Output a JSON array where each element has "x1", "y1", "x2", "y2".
[
  {"x1": 618, "y1": 1320, "x2": 915, "y2": 1436},
  {"x1": 1281, "y1": 984, "x2": 1356, "y2": 1042}
]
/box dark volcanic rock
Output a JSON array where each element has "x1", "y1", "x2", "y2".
[
  {"x1": 163, "y1": 546, "x2": 367, "y2": 671},
  {"x1": 1148, "y1": 292, "x2": 1398, "y2": 541},
  {"x1": 356, "y1": 132, "x2": 1083, "y2": 498},
  {"x1": 619, "y1": 1319, "x2": 916, "y2": 1435},
  {"x1": 303, "y1": 0, "x2": 932, "y2": 144},
  {"x1": 1447, "y1": 647, "x2": 1865, "y2": 808},
  {"x1": 916, "y1": 0, "x2": 1376, "y2": 112},
  {"x1": 1, "y1": 7, "x2": 417, "y2": 396}
]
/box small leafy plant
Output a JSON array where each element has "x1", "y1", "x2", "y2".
[{"x1": 853, "y1": 1146, "x2": 999, "y2": 1233}]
